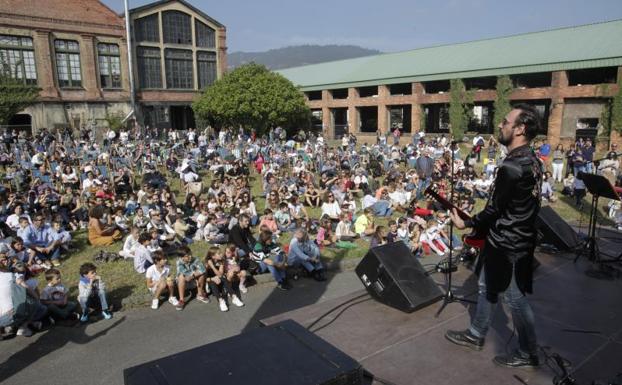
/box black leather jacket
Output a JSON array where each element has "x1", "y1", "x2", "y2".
[{"x1": 466, "y1": 144, "x2": 543, "y2": 299}]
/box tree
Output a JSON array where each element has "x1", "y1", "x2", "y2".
[
  {"x1": 0, "y1": 58, "x2": 39, "y2": 125},
  {"x1": 193, "y1": 63, "x2": 310, "y2": 135},
  {"x1": 493, "y1": 75, "x2": 513, "y2": 136},
  {"x1": 448, "y1": 78, "x2": 472, "y2": 140}
]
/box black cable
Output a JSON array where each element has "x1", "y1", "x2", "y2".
[
  {"x1": 310, "y1": 298, "x2": 372, "y2": 333},
  {"x1": 306, "y1": 293, "x2": 369, "y2": 331}
]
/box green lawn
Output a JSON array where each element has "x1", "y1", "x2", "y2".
[{"x1": 35, "y1": 148, "x2": 615, "y2": 310}]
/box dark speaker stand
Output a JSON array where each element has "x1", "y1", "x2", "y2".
[
  {"x1": 573, "y1": 172, "x2": 622, "y2": 280},
  {"x1": 435, "y1": 141, "x2": 476, "y2": 318}
]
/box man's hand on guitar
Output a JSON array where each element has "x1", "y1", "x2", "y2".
[{"x1": 450, "y1": 209, "x2": 467, "y2": 230}]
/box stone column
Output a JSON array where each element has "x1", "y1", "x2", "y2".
[
  {"x1": 79, "y1": 34, "x2": 101, "y2": 99},
  {"x1": 32, "y1": 30, "x2": 58, "y2": 98}
]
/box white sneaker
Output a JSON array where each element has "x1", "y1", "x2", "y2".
[
  {"x1": 205, "y1": 284, "x2": 211, "y2": 294},
  {"x1": 16, "y1": 326, "x2": 32, "y2": 337},
  {"x1": 168, "y1": 297, "x2": 180, "y2": 306},
  {"x1": 239, "y1": 284, "x2": 248, "y2": 294},
  {"x1": 151, "y1": 299, "x2": 159, "y2": 310},
  {"x1": 231, "y1": 295, "x2": 244, "y2": 307},
  {"x1": 218, "y1": 298, "x2": 228, "y2": 312}
]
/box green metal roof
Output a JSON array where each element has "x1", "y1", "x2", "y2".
[{"x1": 277, "y1": 19, "x2": 622, "y2": 91}]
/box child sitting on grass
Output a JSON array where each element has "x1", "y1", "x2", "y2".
[
  {"x1": 78, "y1": 262, "x2": 112, "y2": 322},
  {"x1": 40, "y1": 268, "x2": 78, "y2": 323},
  {"x1": 204, "y1": 247, "x2": 244, "y2": 312},
  {"x1": 146, "y1": 251, "x2": 179, "y2": 310}
]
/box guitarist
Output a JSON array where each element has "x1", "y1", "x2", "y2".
[{"x1": 445, "y1": 104, "x2": 543, "y2": 369}]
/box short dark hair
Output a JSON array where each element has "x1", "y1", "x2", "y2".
[
  {"x1": 79, "y1": 262, "x2": 97, "y2": 277},
  {"x1": 152, "y1": 250, "x2": 165, "y2": 263},
  {"x1": 513, "y1": 103, "x2": 541, "y2": 141},
  {"x1": 45, "y1": 268, "x2": 61, "y2": 282}
]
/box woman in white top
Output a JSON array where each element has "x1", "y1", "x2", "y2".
[{"x1": 321, "y1": 192, "x2": 341, "y2": 222}]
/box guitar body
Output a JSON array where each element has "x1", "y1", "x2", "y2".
[{"x1": 424, "y1": 185, "x2": 487, "y2": 251}]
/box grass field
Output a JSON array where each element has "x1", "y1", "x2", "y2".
[{"x1": 31, "y1": 148, "x2": 615, "y2": 310}]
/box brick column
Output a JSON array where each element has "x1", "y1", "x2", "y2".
[
  {"x1": 217, "y1": 27, "x2": 227, "y2": 78},
  {"x1": 348, "y1": 88, "x2": 358, "y2": 133},
  {"x1": 80, "y1": 34, "x2": 101, "y2": 99},
  {"x1": 548, "y1": 71, "x2": 567, "y2": 145},
  {"x1": 412, "y1": 82, "x2": 425, "y2": 133},
  {"x1": 548, "y1": 99, "x2": 564, "y2": 147},
  {"x1": 322, "y1": 106, "x2": 331, "y2": 139},
  {"x1": 378, "y1": 85, "x2": 389, "y2": 134},
  {"x1": 118, "y1": 38, "x2": 131, "y2": 91},
  {"x1": 33, "y1": 30, "x2": 58, "y2": 98}
]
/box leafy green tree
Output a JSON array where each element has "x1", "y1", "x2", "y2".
[
  {"x1": 493, "y1": 75, "x2": 513, "y2": 136},
  {"x1": 448, "y1": 79, "x2": 471, "y2": 140},
  {"x1": 193, "y1": 63, "x2": 310, "y2": 135},
  {"x1": 0, "y1": 57, "x2": 39, "y2": 125}
]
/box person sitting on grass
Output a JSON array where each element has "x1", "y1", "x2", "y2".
[
  {"x1": 275, "y1": 202, "x2": 296, "y2": 232},
  {"x1": 204, "y1": 247, "x2": 244, "y2": 312},
  {"x1": 252, "y1": 229, "x2": 291, "y2": 291},
  {"x1": 175, "y1": 246, "x2": 209, "y2": 311},
  {"x1": 316, "y1": 218, "x2": 337, "y2": 248},
  {"x1": 77, "y1": 262, "x2": 112, "y2": 323},
  {"x1": 119, "y1": 226, "x2": 140, "y2": 260},
  {"x1": 133, "y1": 232, "x2": 154, "y2": 274},
  {"x1": 146, "y1": 250, "x2": 179, "y2": 310},
  {"x1": 203, "y1": 214, "x2": 228, "y2": 244},
  {"x1": 370, "y1": 226, "x2": 386, "y2": 248},
  {"x1": 335, "y1": 212, "x2": 358, "y2": 241},
  {"x1": 354, "y1": 208, "x2": 376, "y2": 239},
  {"x1": 288, "y1": 228, "x2": 326, "y2": 281},
  {"x1": 224, "y1": 245, "x2": 248, "y2": 294},
  {"x1": 259, "y1": 208, "x2": 280, "y2": 236},
  {"x1": 40, "y1": 268, "x2": 78, "y2": 324},
  {"x1": 87, "y1": 206, "x2": 122, "y2": 247}
]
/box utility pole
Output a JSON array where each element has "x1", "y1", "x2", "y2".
[{"x1": 124, "y1": 0, "x2": 138, "y2": 132}]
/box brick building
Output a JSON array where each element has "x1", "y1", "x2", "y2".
[
  {"x1": 129, "y1": 0, "x2": 227, "y2": 130},
  {"x1": 279, "y1": 20, "x2": 622, "y2": 148},
  {"x1": 0, "y1": 0, "x2": 226, "y2": 133},
  {"x1": 0, "y1": 0, "x2": 131, "y2": 133}
]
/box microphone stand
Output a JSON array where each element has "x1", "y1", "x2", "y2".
[{"x1": 435, "y1": 139, "x2": 476, "y2": 318}]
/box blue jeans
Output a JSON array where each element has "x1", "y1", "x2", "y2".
[
  {"x1": 259, "y1": 253, "x2": 286, "y2": 283},
  {"x1": 469, "y1": 267, "x2": 537, "y2": 356},
  {"x1": 371, "y1": 200, "x2": 392, "y2": 217}
]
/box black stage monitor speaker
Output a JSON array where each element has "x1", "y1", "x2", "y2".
[
  {"x1": 124, "y1": 319, "x2": 362, "y2": 385},
  {"x1": 355, "y1": 242, "x2": 443, "y2": 313},
  {"x1": 536, "y1": 206, "x2": 580, "y2": 250}
]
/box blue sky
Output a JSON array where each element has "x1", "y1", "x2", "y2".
[{"x1": 102, "y1": 0, "x2": 622, "y2": 52}]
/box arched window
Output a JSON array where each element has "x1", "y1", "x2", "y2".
[
  {"x1": 162, "y1": 11, "x2": 191, "y2": 45},
  {"x1": 195, "y1": 20, "x2": 215, "y2": 48},
  {"x1": 135, "y1": 14, "x2": 160, "y2": 43}
]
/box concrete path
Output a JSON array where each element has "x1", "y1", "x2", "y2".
[{"x1": 0, "y1": 271, "x2": 363, "y2": 385}]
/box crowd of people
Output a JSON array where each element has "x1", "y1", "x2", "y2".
[{"x1": 0, "y1": 123, "x2": 620, "y2": 338}]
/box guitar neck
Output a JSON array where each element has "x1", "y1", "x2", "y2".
[{"x1": 424, "y1": 187, "x2": 472, "y2": 221}]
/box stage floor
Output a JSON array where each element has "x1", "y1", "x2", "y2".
[{"x1": 262, "y1": 249, "x2": 622, "y2": 385}]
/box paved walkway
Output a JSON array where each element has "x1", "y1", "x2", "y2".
[{"x1": 0, "y1": 271, "x2": 363, "y2": 385}]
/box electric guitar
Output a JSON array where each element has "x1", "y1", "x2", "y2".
[{"x1": 424, "y1": 186, "x2": 486, "y2": 250}]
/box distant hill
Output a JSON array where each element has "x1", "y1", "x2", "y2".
[{"x1": 228, "y1": 45, "x2": 382, "y2": 70}]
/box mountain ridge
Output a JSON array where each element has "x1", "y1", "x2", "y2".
[{"x1": 228, "y1": 44, "x2": 382, "y2": 70}]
